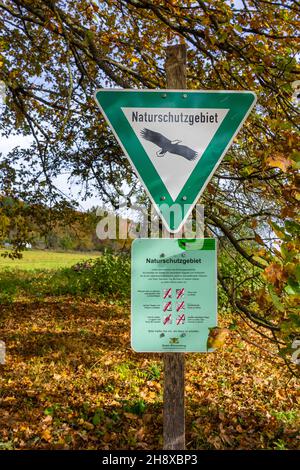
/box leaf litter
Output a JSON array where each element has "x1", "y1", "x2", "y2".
[{"x1": 0, "y1": 298, "x2": 299, "y2": 450}]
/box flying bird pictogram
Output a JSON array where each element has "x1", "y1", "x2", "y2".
[{"x1": 140, "y1": 128, "x2": 198, "y2": 161}]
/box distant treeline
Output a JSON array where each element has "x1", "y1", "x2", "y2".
[{"x1": 0, "y1": 197, "x2": 130, "y2": 253}]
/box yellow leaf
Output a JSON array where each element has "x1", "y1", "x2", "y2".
[
  {"x1": 19, "y1": 425, "x2": 29, "y2": 432},
  {"x1": 41, "y1": 429, "x2": 52, "y2": 442},
  {"x1": 42, "y1": 415, "x2": 53, "y2": 424},
  {"x1": 266, "y1": 154, "x2": 292, "y2": 173},
  {"x1": 151, "y1": 381, "x2": 161, "y2": 391},
  {"x1": 147, "y1": 391, "x2": 157, "y2": 400},
  {"x1": 135, "y1": 427, "x2": 145, "y2": 441},
  {"x1": 207, "y1": 327, "x2": 230, "y2": 350},
  {"x1": 124, "y1": 412, "x2": 138, "y2": 420},
  {"x1": 83, "y1": 421, "x2": 94, "y2": 430},
  {"x1": 3, "y1": 396, "x2": 16, "y2": 403},
  {"x1": 263, "y1": 262, "x2": 285, "y2": 284}
]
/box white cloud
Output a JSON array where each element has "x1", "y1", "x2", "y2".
[{"x1": 0, "y1": 135, "x2": 33, "y2": 155}]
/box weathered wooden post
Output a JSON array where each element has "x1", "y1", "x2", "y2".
[{"x1": 163, "y1": 43, "x2": 187, "y2": 451}]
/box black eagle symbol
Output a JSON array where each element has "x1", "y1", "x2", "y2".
[{"x1": 140, "y1": 128, "x2": 198, "y2": 161}]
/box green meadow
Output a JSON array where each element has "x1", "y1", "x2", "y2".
[{"x1": 0, "y1": 249, "x2": 101, "y2": 271}]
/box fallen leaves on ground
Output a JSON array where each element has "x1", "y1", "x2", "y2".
[{"x1": 0, "y1": 298, "x2": 299, "y2": 450}]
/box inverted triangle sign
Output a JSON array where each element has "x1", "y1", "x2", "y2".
[{"x1": 94, "y1": 90, "x2": 256, "y2": 232}]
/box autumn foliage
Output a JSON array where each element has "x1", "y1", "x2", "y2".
[
  {"x1": 0, "y1": 298, "x2": 299, "y2": 450},
  {"x1": 0, "y1": 2, "x2": 299, "y2": 370}
]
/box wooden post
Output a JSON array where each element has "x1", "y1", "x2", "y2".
[
  {"x1": 165, "y1": 44, "x2": 187, "y2": 90},
  {"x1": 163, "y1": 43, "x2": 186, "y2": 451}
]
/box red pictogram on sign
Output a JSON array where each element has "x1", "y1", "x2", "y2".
[
  {"x1": 163, "y1": 301, "x2": 172, "y2": 312},
  {"x1": 176, "y1": 301, "x2": 185, "y2": 312},
  {"x1": 176, "y1": 288, "x2": 184, "y2": 299},
  {"x1": 176, "y1": 314, "x2": 185, "y2": 325},
  {"x1": 163, "y1": 313, "x2": 172, "y2": 325},
  {"x1": 163, "y1": 288, "x2": 172, "y2": 299}
]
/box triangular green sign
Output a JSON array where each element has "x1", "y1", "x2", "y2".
[{"x1": 94, "y1": 89, "x2": 256, "y2": 232}]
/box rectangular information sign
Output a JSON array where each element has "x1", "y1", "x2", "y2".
[{"x1": 131, "y1": 238, "x2": 217, "y2": 352}]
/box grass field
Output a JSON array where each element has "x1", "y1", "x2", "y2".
[{"x1": 0, "y1": 249, "x2": 101, "y2": 271}]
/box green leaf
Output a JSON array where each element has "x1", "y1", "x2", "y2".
[
  {"x1": 270, "y1": 221, "x2": 286, "y2": 240},
  {"x1": 286, "y1": 278, "x2": 300, "y2": 295},
  {"x1": 229, "y1": 320, "x2": 238, "y2": 330},
  {"x1": 252, "y1": 255, "x2": 269, "y2": 266},
  {"x1": 268, "y1": 286, "x2": 285, "y2": 312},
  {"x1": 285, "y1": 220, "x2": 300, "y2": 236},
  {"x1": 92, "y1": 410, "x2": 103, "y2": 426},
  {"x1": 44, "y1": 407, "x2": 54, "y2": 416},
  {"x1": 295, "y1": 265, "x2": 300, "y2": 283}
]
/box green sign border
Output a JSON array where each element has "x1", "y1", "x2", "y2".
[{"x1": 95, "y1": 90, "x2": 256, "y2": 232}]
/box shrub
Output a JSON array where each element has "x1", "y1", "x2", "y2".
[{"x1": 0, "y1": 253, "x2": 131, "y2": 303}]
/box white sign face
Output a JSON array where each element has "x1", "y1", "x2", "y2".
[{"x1": 122, "y1": 107, "x2": 228, "y2": 201}]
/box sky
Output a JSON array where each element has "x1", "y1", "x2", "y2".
[{"x1": 0, "y1": 134, "x2": 104, "y2": 211}]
